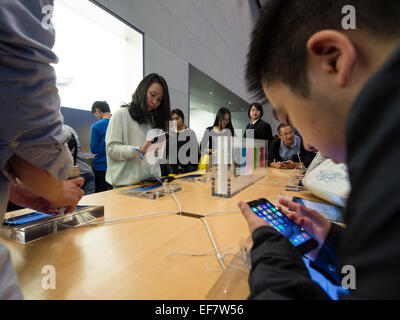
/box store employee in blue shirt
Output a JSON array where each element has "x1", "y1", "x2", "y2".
[{"x1": 90, "y1": 101, "x2": 112, "y2": 192}]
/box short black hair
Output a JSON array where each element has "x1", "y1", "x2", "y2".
[
  {"x1": 126, "y1": 73, "x2": 171, "y2": 131},
  {"x1": 248, "y1": 103, "x2": 263, "y2": 118},
  {"x1": 246, "y1": 0, "x2": 400, "y2": 99},
  {"x1": 277, "y1": 123, "x2": 294, "y2": 135},
  {"x1": 92, "y1": 101, "x2": 110, "y2": 114}
]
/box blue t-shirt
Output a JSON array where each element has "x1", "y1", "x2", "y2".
[{"x1": 90, "y1": 118, "x2": 110, "y2": 171}]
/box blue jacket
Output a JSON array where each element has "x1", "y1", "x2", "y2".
[{"x1": 90, "y1": 118, "x2": 110, "y2": 171}]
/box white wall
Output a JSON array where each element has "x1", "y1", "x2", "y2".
[
  {"x1": 92, "y1": 0, "x2": 260, "y2": 120},
  {"x1": 262, "y1": 103, "x2": 281, "y2": 136},
  {"x1": 190, "y1": 109, "x2": 249, "y2": 145},
  {"x1": 231, "y1": 111, "x2": 250, "y2": 133}
]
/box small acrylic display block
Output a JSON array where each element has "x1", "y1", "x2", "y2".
[
  {"x1": 211, "y1": 166, "x2": 266, "y2": 198},
  {"x1": 1, "y1": 205, "x2": 104, "y2": 244},
  {"x1": 211, "y1": 136, "x2": 267, "y2": 198},
  {"x1": 119, "y1": 184, "x2": 182, "y2": 200}
]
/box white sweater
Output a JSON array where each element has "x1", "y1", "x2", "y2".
[{"x1": 105, "y1": 107, "x2": 161, "y2": 187}]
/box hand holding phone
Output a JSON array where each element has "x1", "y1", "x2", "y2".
[
  {"x1": 277, "y1": 198, "x2": 332, "y2": 260},
  {"x1": 150, "y1": 132, "x2": 168, "y2": 144},
  {"x1": 246, "y1": 198, "x2": 319, "y2": 255},
  {"x1": 282, "y1": 160, "x2": 296, "y2": 169}
]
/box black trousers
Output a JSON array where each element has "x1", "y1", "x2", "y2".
[{"x1": 93, "y1": 170, "x2": 112, "y2": 193}]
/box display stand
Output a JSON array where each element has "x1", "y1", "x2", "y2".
[
  {"x1": 1, "y1": 205, "x2": 104, "y2": 243},
  {"x1": 212, "y1": 136, "x2": 267, "y2": 198},
  {"x1": 119, "y1": 184, "x2": 182, "y2": 200}
]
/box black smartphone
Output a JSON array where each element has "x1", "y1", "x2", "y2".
[
  {"x1": 247, "y1": 198, "x2": 318, "y2": 255},
  {"x1": 151, "y1": 133, "x2": 168, "y2": 144}
]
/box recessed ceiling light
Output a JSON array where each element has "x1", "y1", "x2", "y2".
[
  {"x1": 228, "y1": 101, "x2": 232, "y2": 104},
  {"x1": 210, "y1": 91, "x2": 213, "y2": 95}
]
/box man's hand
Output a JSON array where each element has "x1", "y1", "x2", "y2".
[
  {"x1": 283, "y1": 160, "x2": 296, "y2": 169},
  {"x1": 9, "y1": 178, "x2": 85, "y2": 214},
  {"x1": 277, "y1": 198, "x2": 332, "y2": 260},
  {"x1": 271, "y1": 161, "x2": 294, "y2": 169},
  {"x1": 238, "y1": 201, "x2": 270, "y2": 234},
  {"x1": 52, "y1": 177, "x2": 85, "y2": 213}
]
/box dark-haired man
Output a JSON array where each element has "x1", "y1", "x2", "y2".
[
  {"x1": 268, "y1": 123, "x2": 314, "y2": 169},
  {"x1": 90, "y1": 101, "x2": 112, "y2": 192},
  {"x1": 238, "y1": 0, "x2": 400, "y2": 299}
]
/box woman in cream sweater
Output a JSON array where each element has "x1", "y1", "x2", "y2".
[{"x1": 105, "y1": 73, "x2": 171, "y2": 187}]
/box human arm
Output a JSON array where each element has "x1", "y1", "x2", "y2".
[
  {"x1": 277, "y1": 198, "x2": 345, "y2": 285},
  {"x1": 7, "y1": 155, "x2": 84, "y2": 214},
  {"x1": 238, "y1": 201, "x2": 331, "y2": 299},
  {"x1": 0, "y1": 0, "x2": 86, "y2": 214}
]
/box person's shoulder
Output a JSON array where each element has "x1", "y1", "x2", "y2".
[
  {"x1": 270, "y1": 136, "x2": 280, "y2": 147},
  {"x1": 185, "y1": 127, "x2": 196, "y2": 134},
  {"x1": 100, "y1": 118, "x2": 111, "y2": 125},
  {"x1": 259, "y1": 119, "x2": 271, "y2": 128},
  {"x1": 113, "y1": 107, "x2": 128, "y2": 116}
]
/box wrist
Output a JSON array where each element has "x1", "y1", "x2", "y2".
[
  {"x1": 133, "y1": 147, "x2": 144, "y2": 160},
  {"x1": 45, "y1": 179, "x2": 65, "y2": 207}
]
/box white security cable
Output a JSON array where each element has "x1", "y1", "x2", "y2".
[
  {"x1": 201, "y1": 217, "x2": 226, "y2": 270},
  {"x1": 153, "y1": 165, "x2": 182, "y2": 215}
]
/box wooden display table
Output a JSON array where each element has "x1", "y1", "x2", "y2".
[{"x1": 1, "y1": 168, "x2": 332, "y2": 299}]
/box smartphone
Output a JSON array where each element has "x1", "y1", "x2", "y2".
[
  {"x1": 247, "y1": 198, "x2": 318, "y2": 255},
  {"x1": 151, "y1": 133, "x2": 168, "y2": 144},
  {"x1": 292, "y1": 197, "x2": 344, "y2": 223},
  {"x1": 3, "y1": 212, "x2": 53, "y2": 226}
]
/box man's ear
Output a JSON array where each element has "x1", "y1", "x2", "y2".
[{"x1": 306, "y1": 30, "x2": 356, "y2": 87}]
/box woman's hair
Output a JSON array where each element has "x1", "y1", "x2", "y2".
[
  {"x1": 213, "y1": 107, "x2": 234, "y2": 135},
  {"x1": 171, "y1": 108, "x2": 185, "y2": 123},
  {"x1": 248, "y1": 102, "x2": 263, "y2": 118},
  {"x1": 125, "y1": 73, "x2": 171, "y2": 131}
]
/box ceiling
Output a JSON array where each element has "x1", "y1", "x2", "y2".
[{"x1": 189, "y1": 65, "x2": 249, "y2": 114}]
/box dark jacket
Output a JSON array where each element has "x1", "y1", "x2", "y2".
[
  {"x1": 267, "y1": 135, "x2": 316, "y2": 167},
  {"x1": 248, "y1": 45, "x2": 400, "y2": 299},
  {"x1": 244, "y1": 119, "x2": 273, "y2": 149}
]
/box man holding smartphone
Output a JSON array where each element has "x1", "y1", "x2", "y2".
[
  {"x1": 238, "y1": 0, "x2": 400, "y2": 299},
  {"x1": 268, "y1": 123, "x2": 314, "y2": 169}
]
